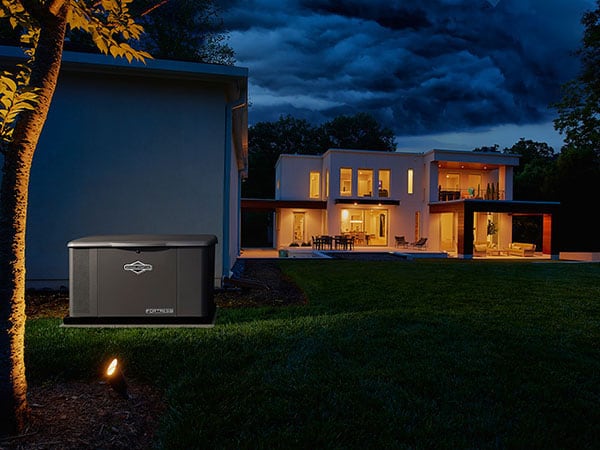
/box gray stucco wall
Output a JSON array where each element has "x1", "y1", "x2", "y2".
[{"x1": 24, "y1": 69, "x2": 229, "y2": 286}]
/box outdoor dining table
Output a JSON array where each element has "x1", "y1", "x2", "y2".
[
  {"x1": 312, "y1": 235, "x2": 333, "y2": 250},
  {"x1": 334, "y1": 235, "x2": 353, "y2": 250}
]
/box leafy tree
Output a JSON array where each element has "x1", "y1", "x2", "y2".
[
  {"x1": 128, "y1": 0, "x2": 234, "y2": 64},
  {"x1": 503, "y1": 139, "x2": 557, "y2": 200},
  {"x1": 243, "y1": 115, "x2": 324, "y2": 199},
  {"x1": 321, "y1": 112, "x2": 396, "y2": 151},
  {"x1": 552, "y1": 146, "x2": 600, "y2": 250},
  {"x1": 0, "y1": 0, "x2": 150, "y2": 437},
  {"x1": 5, "y1": 0, "x2": 235, "y2": 64},
  {"x1": 554, "y1": 0, "x2": 600, "y2": 152},
  {"x1": 473, "y1": 144, "x2": 500, "y2": 153},
  {"x1": 552, "y1": 0, "x2": 600, "y2": 251}
]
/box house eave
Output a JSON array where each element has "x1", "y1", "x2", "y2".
[
  {"x1": 334, "y1": 198, "x2": 400, "y2": 206},
  {"x1": 241, "y1": 199, "x2": 327, "y2": 210},
  {"x1": 429, "y1": 199, "x2": 560, "y2": 214}
]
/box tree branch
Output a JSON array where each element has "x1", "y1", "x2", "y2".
[{"x1": 47, "y1": 0, "x2": 66, "y2": 17}]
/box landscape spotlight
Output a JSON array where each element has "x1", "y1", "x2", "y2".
[{"x1": 105, "y1": 357, "x2": 129, "y2": 399}]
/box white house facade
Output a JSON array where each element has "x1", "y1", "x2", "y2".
[
  {"x1": 266, "y1": 148, "x2": 559, "y2": 258},
  {"x1": 0, "y1": 46, "x2": 248, "y2": 288}
]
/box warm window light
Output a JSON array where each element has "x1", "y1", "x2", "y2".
[{"x1": 105, "y1": 358, "x2": 129, "y2": 399}]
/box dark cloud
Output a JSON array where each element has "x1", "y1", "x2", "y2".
[
  {"x1": 301, "y1": 0, "x2": 432, "y2": 31},
  {"x1": 221, "y1": 0, "x2": 593, "y2": 138}
]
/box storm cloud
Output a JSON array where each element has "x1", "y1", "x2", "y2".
[{"x1": 221, "y1": 0, "x2": 593, "y2": 141}]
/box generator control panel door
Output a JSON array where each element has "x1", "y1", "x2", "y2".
[{"x1": 97, "y1": 248, "x2": 177, "y2": 317}]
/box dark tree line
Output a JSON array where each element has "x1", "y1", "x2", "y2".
[
  {"x1": 499, "y1": 1, "x2": 600, "y2": 251},
  {"x1": 243, "y1": 112, "x2": 396, "y2": 199}
]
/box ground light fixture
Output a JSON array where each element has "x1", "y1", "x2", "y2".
[{"x1": 105, "y1": 358, "x2": 129, "y2": 399}]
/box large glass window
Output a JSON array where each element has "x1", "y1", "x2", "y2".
[
  {"x1": 309, "y1": 171, "x2": 320, "y2": 199},
  {"x1": 467, "y1": 174, "x2": 482, "y2": 198},
  {"x1": 358, "y1": 169, "x2": 373, "y2": 197},
  {"x1": 445, "y1": 173, "x2": 460, "y2": 190},
  {"x1": 340, "y1": 208, "x2": 388, "y2": 246},
  {"x1": 340, "y1": 168, "x2": 352, "y2": 196},
  {"x1": 378, "y1": 169, "x2": 390, "y2": 197}
]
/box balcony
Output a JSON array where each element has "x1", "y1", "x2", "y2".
[{"x1": 437, "y1": 186, "x2": 505, "y2": 202}]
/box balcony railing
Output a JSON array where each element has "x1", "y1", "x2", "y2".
[{"x1": 438, "y1": 186, "x2": 505, "y2": 202}]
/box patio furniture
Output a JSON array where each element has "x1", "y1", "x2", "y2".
[
  {"x1": 473, "y1": 242, "x2": 488, "y2": 257},
  {"x1": 395, "y1": 235, "x2": 409, "y2": 248},
  {"x1": 334, "y1": 235, "x2": 354, "y2": 250},
  {"x1": 486, "y1": 247, "x2": 509, "y2": 256},
  {"x1": 347, "y1": 236, "x2": 355, "y2": 250},
  {"x1": 353, "y1": 232, "x2": 365, "y2": 245},
  {"x1": 508, "y1": 242, "x2": 536, "y2": 257},
  {"x1": 411, "y1": 237, "x2": 428, "y2": 250},
  {"x1": 321, "y1": 235, "x2": 333, "y2": 250},
  {"x1": 312, "y1": 236, "x2": 322, "y2": 250}
]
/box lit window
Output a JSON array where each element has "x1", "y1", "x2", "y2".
[
  {"x1": 340, "y1": 168, "x2": 352, "y2": 196},
  {"x1": 378, "y1": 170, "x2": 390, "y2": 197},
  {"x1": 446, "y1": 173, "x2": 459, "y2": 190},
  {"x1": 358, "y1": 169, "x2": 373, "y2": 197},
  {"x1": 326, "y1": 170, "x2": 329, "y2": 198},
  {"x1": 309, "y1": 172, "x2": 320, "y2": 198},
  {"x1": 407, "y1": 168, "x2": 414, "y2": 195}
]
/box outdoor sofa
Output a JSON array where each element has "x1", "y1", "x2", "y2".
[{"x1": 508, "y1": 242, "x2": 536, "y2": 257}]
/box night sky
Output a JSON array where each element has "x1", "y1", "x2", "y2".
[{"x1": 221, "y1": 0, "x2": 594, "y2": 151}]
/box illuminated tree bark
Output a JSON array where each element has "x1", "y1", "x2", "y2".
[
  {"x1": 0, "y1": 0, "x2": 150, "y2": 436},
  {"x1": 0, "y1": 2, "x2": 68, "y2": 436}
]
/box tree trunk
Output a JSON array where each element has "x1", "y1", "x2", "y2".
[{"x1": 0, "y1": 5, "x2": 67, "y2": 437}]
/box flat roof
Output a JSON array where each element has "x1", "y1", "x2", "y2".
[{"x1": 0, "y1": 45, "x2": 248, "y2": 82}]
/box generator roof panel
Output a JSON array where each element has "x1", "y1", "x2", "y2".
[{"x1": 68, "y1": 234, "x2": 218, "y2": 248}]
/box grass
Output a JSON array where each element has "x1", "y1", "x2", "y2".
[{"x1": 26, "y1": 259, "x2": 600, "y2": 449}]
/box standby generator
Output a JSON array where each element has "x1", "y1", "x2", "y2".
[{"x1": 63, "y1": 234, "x2": 217, "y2": 326}]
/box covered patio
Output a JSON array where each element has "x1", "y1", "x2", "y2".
[{"x1": 429, "y1": 199, "x2": 560, "y2": 259}]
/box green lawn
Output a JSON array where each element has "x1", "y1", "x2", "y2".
[{"x1": 26, "y1": 259, "x2": 600, "y2": 449}]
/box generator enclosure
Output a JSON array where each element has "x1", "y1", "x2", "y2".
[{"x1": 63, "y1": 234, "x2": 217, "y2": 326}]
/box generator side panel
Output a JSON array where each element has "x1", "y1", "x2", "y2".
[
  {"x1": 177, "y1": 247, "x2": 215, "y2": 317},
  {"x1": 69, "y1": 248, "x2": 98, "y2": 317}
]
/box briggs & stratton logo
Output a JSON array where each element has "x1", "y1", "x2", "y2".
[{"x1": 123, "y1": 260, "x2": 153, "y2": 275}]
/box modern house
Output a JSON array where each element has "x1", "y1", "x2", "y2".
[
  {"x1": 0, "y1": 46, "x2": 248, "y2": 288},
  {"x1": 244, "y1": 148, "x2": 560, "y2": 258}
]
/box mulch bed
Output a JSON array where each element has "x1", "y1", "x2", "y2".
[{"x1": 1, "y1": 260, "x2": 305, "y2": 449}]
